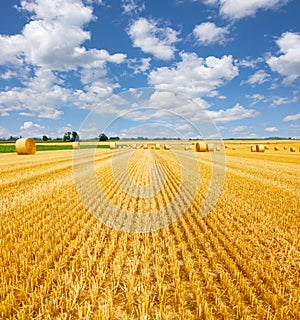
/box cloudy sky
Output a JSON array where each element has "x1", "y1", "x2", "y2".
[{"x1": 0, "y1": 0, "x2": 299, "y2": 139}]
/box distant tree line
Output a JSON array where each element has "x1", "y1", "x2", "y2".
[
  {"x1": 98, "y1": 133, "x2": 120, "y2": 141},
  {"x1": 2, "y1": 133, "x2": 297, "y2": 142}
]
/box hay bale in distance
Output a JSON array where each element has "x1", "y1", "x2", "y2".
[
  {"x1": 15, "y1": 138, "x2": 36, "y2": 155},
  {"x1": 184, "y1": 145, "x2": 192, "y2": 151},
  {"x1": 256, "y1": 144, "x2": 265, "y2": 152},
  {"x1": 232, "y1": 147, "x2": 236, "y2": 150},
  {"x1": 143, "y1": 144, "x2": 148, "y2": 149},
  {"x1": 206, "y1": 143, "x2": 215, "y2": 152},
  {"x1": 72, "y1": 141, "x2": 80, "y2": 149},
  {"x1": 290, "y1": 147, "x2": 296, "y2": 152},
  {"x1": 155, "y1": 144, "x2": 160, "y2": 150},
  {"x1": 215, "y1": 145, "x2": 221, "y2": 151},
  {"x1": 265, "y1": 146, "x2": 269, "y2": 150},
  {"x1": 274, "y1": 146, "x2": 279, "y2": 151},
  {"x1": 110, "y1": 142, "x2": 117, "y2": 149},
  {"x1": 195, "y1": 142, "x2": 206, "y2": 152},
  {"x1": 251, "y1": 146, "x2": 256, "y2": 152},
  {"x1": 225, "y1": 144, "x2": 229, "y2": 148},
  {"x1": 164, "y1": 145, "x2": 171, "y2": 150},
  {"x1": 284, "y1": 145, "x2": 288, "y2": 150}
]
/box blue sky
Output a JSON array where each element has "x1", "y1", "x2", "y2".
[{"x1": 0, "y1": 0, "x2": 299, "y2": 140}]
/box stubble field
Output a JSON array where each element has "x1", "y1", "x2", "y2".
[{"x1": 0, "y1": 141, "x2": 299, "y2": 319}]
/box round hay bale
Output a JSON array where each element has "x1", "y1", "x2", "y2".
[
  {"x1": 284, "y1": 145, "x2": 288, "y2": 150},
  {"x1": 184, "y1": 145, "x2": 192, "y2": 151},
  {"x1": 225, "y1": 144, "x2": 229, "y2": 148},
  {"x1": 15, "y1": 138, "x2": 36, "y2": 155},
  {"x1": 110, "y1": 142, "x2": 117, "y2": 149},
  {"x1": 143, "y1": 144, "x2": 148, "y2": 149},
  {"x1": 274, "y1": 146, "x2": 279, "y2": 151},
  {"x1": 206, "y1": 143, "x2": 215, "y2": 152},
  {"x1": 72, "y1": 141, "x2": 80, "y2": 149},
  {"x1": 155, "y1": 143, "x2": 160, "y2": 150},
  {"x1": 251, "y1": 146, "x2": 256, "y2": 152},
  {"x1": 265, "y1": 146, "x2": 269, "y2": 150},
  {"x1": 232, "y1": 147, "x2": 236, "y2": 150},
  {"x1": 256, "y1": 144, "x2": 265, "y2": 152},
  {"x1": 195, "y1": 142, "x2": 206, "y2": 152},
  {"x1": 215, "y1": 145, "x2": 221, "y2": 151},
  {"x1": 290, "y1": 147, "x2": 296, "y2": 152},
  {"x1": 164, "y1": 145, "x2": 171, "y2": 150},
  {"x1": 132, "y1": 144, "x2": 137, "y2": 149}
]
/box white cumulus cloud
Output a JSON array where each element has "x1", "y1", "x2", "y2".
[
  {"x1": 20, "y1": 121, "x2": 46, "y2": 137},
  {"x1": 0, "y1": 0, "x2": 127, "y2": 120},
  {"x1": 206, "y1": 103, "x2": 259, "y2": 123},
  {"x1": 0, "y1": 34, "x2": 24, "y2": 65},
  {"x1": 205, "y1": 0, "x2": 289, "y2": 20},
  {"x1": 121, "y1": 0, "x2": 145, "y2": 14},
  {"x1": 243, "y1": 70, "x2": 270, "y2": 85},
  {"x1": 128, "y1": 57, "x2": 151, "y2": 74},
  {"x1": 267, "y1": 32, "x2": 300, "y2": 83},
  {"x1": 271, "y1": 95, "x2": 298, "y2": 107},
  {"x1": 0, "y1": 0, "x2": 126, "y2": 71},
  {"x1": 148, "y1": 52, "x2": 238, "y2": 98},
  {"x1": 231, "y1": 125, "x2": 248, "y2": 133},
  {"x1": 0, "y1": 126, "x2": 11, "y2": 139},
  {"x1": 246, "y1": 93, "x2": 266, "y2": 105},
  {"x1": 0, "y1": 69, "x2": 68, "y2": 119},
  {"x1": 282, "y1": 113, "x2": 300, "y2": 122},
  {"x1": 265, "y1": 127, "x2": 278, "y2": 132},
  {"x1": 127, "y1": 18, "x2": 180, "y2": 60},
  {"x1": 193, "y1": 22, "x2": 229, "y2": 45}
]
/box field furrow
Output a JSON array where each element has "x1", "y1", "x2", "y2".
[{"x1": 0, "y1": 145, "x2": 299, "y2": 319}]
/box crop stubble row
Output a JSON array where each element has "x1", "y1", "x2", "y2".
[{"x1": 0, "y1": 148, "x2": 299, "y2": 319}]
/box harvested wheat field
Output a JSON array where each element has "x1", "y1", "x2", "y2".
[{"x1": 0, "y1": 142, "x2": 299, "y2": 319}]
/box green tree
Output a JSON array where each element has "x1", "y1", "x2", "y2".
[
  {"x1": 42, "y1": 135, "x2": 49, "y2": 141},
  {"x1": 63, "y1": 132, "x2": 71, "y2": 141},
  {"x1": 71, "y1": 131, "x2": 79, "y2": 142},
  {"x1": 99, "y1": 133, "x2": 108, "y2": 141}
]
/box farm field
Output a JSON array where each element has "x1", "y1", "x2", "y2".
[
  {"x1": 0, "y1": 141, "x2": 299, "y2": 319},
  {"x1": 0, "y1": 141, "x2": 112, "y2": 153}
]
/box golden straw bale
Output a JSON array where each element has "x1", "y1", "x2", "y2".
[
  {"x1": 15, "y1": 138, "x2": 36, "y2": 155},
  {"x1": 274, "y1": 146, "x2": 279, "y2": 151},
  {"x1": 72, "y1": 141, "x2": 80, "y2": 149},
  {"x1": 195, "y1": 142, "x2": 207, "y2": 152},
  {"x1": 290, "y1": 147, "x2": 296, "y2": 152},
  {"x1": 110, "y1": 142, "x2": 117, "y2": 149},
  {"x1": 256, "y1": 144, "x2": 265, "y2": 152},
  {"x1": 206, "y1": 143, "x2": 215, "y2": 152}
]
